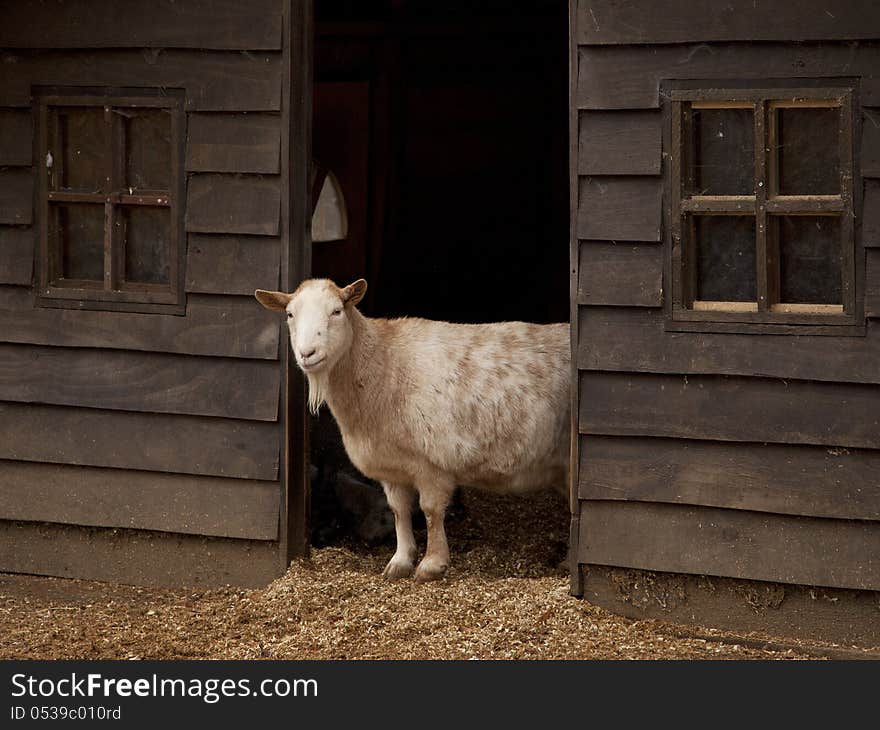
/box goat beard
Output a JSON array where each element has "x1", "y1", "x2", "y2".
[{"x1": 306, "y1": 371, "x2": 329, "y2": 414}]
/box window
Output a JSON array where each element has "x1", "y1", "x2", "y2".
[
  {"x1": 666, "y1": 83, "x2": 861, "y2": 333},
  {"x1": 36, "y1": 88, "x2": 184, "y2": 313}
]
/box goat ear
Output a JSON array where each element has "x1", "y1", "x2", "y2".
[
  {"x1": 254, "y1": 289, "x2": 293, "y2": 312},
  {"x1": 341, "y1": 278, "x2": 367, "y2": 307}
]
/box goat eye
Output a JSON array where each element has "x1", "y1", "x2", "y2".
[
  {"x1": 331, "y1": 308, "x2": 342, "y2": 317},
  {"x1": 286, "y1": 312, "x2": 293, "y2": 320}
]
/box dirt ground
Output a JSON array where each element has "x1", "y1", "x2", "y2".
[{"x1": 0, "y1": 490, "x2": 875, "y2": 660}]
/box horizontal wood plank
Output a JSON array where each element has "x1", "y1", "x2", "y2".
[
  {"x1": 862, "y1": 109, "x2": 880, "y2": 178},
  {"x1": 576, "y1": 44, "x2": 877, "y2": 109},
  {"x1": 576, "y1": 1, "x2": 880, "y2": 45},
  {"x1": 577, "y1": 306, "x2": 880, "y2": 384},
  {"x1": 0, "y1": 286, "x2": 280, "y2": 360},
  {"x1": 0, "y1": 109, "x2": 32, "y2": 166},
  {"x1": 0, "y1": 460, "x2": 279, "y2": 540},
  {"x1": 0, "y1": 50, "x2": 281, "y2": 111},
  {"x1": 578, "y1": 111, "x2": 661, "y2": 175},
  {"x1": 0, "y1": 0, "x2": 281, "y2": 50},
  {"x1": 0, "y1": 520, "x2": 280, "y2": 587},
  {"x1": 0, "y1": 226, "x2": 33, "y2": 285},
  {"x1": 579, "y1": 435, "x2": 880, "y2": 521},
  {"x1": 577, "y1": 242, "x2": 662, "y2": 307},
  {"x1": 0, "y1": 344, "x2": 280, "y2": 420},
  {"x1": 579, "y1": 371, "x2": 880, "y2": 449},
  {"x1": 186, "y1": 113, "x2": 281, "y2": 174},
  {"x1": 186, "y1": 234, "x2": 281, "y2": 295},
  {"x1": 0, "y1": 401, "x2": 280, "y2": 480},
  {"x1": 577, "y1": 177, "x2": 661, "y2": 241},
  {"x1": 186, "y1": 174, "x2": 281, "y2": 235},
  {"x1": 578, "y1": 501, "x2": 880, "y2": 591},
  {"x1": 868, "y1": 249, "x2": 880, "y2": 317},
  {"x1": 0, "y1": 169, "x2": 33, "y2": 225}
]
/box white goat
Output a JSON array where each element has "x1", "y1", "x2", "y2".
[{"x1": 256, "y1": 278, "x2": 570, "y2": 581}]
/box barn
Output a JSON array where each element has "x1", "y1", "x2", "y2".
[
  {"x1": 0, "y1": 0, "x2": 877, "y2": 643},
  {"x1": 570, "y1": 2, "x2": 880, "y2": 643}
]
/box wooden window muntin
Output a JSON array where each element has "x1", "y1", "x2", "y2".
[
  {"x1": 668, "y1": 86, "x2": 857, "y2": 330},
  {"x1": 36, "y1": 88, "x2": 185, "y2": 314}
]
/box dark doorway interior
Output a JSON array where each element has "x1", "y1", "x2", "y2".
[{"x1": 310, "y1": 0, "x2": 570, "y2": 545}]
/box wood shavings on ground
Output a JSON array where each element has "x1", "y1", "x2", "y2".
[{"x1": 0, "y1": 489, "x2": 864, "y2": 660}]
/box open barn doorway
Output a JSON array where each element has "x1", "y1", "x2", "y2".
[{"x1": 308, "y1": 0, "x2": 570, "y2": 548}]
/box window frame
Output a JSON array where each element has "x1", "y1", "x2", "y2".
[
  {"x1": 35, "y1": 86, "x2": 186, "y2": 315},
  {"x1": 663, "y1": 79, "x2": 864, "y2": 336}
]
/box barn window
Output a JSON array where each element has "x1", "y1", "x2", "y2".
[
  {"x1": 35, "y1": 88, "x2": 185, "y2": 314},
  {"x1": 667, "y1": 84, "x2": 861, "y2": 333}
]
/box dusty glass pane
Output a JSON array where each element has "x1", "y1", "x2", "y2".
[
  {"x1": 691, "y1": 107, "x2": 754, "y2": 195},
  {"x1": 51, "y1": 204, "x2": 104, "y2": 281},
  {"x1": 777, "y1": 107, "x2": 840, "y2": 195},
  {"x1": 49, "y1": 107, "x2": 107, "y2": 192},
  {"x1": 695, "y1": 215, "x2": 757, "y2": 302},
  {"x1": 121, "y1": 206, "x2": 171, "y2": 284},
  {"x1": 778, "y1": 215, "x2": 841, "y2": 304},
  {"x1": 124, "y1": 109, "x2": 172, "y2": 190}
]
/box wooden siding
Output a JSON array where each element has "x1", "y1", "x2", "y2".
[
  {"x1": 572, "y1": 2, "x2": 880, "y2": 597},
  {"x1": 578, "y1": 502, "x2": 880, "y2": 592},
  {"x1": 0, "y1": 0, "x2": 282, "y2": 50},
  {"x1": 0, "y1": 521, "x2": 280, "y2": 588},
  {"x1": 576, "y1": 2, "x2": 880, "y2": 45},
  {"x1": 0, "y1": 460, "x2": 280, "y2": 540},
  {"x1": 0, "y1": 0, "x2": 295, "y2": 587}
]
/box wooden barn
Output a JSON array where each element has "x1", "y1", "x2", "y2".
[
  {"x1": 1, "y1": 0, "x2": 878, "y2": 643},
  {"x1": 570, "y1": 1, "x2": 880, "y2": 643}
]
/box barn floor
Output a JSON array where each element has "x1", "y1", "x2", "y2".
[{"x1": 0, "y1": 490, "x2": 875, "y2": 660}]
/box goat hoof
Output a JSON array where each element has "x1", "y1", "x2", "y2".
[
  {"x1": 414, "y1": 559, "x2": 448, "y2": 583},
  {"x1": 383, "y1": 556, "x2": 415, "y2": 581}
]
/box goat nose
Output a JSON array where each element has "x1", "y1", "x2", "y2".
[{"x1": 300, "y1": 348, "x2": 316, "y2": 360}]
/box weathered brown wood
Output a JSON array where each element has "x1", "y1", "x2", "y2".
[
  {"x1": 864, "y1": 180, "x2": 880, "y2": 248},
  {"x1": 577, "y1": 242, "x2": 662, "y2": 307},
  {"x1": 579, "y1": 371, "x2": 880, "y2": 449},
  {"x1": 0, "y1": 520, "x2": 280, "y2": 588},
  {"x1": 868, "y1": 249, "x2": 880, "y2": 317},
  {"x1": 0, "y1": 344, "x2": 280, "y2": 421},
  {"x1": 0, "y1": 169, "x2": 33, "y2": 225},
  {"x1": 577, "y1": 306, "x2": 880, "y2": 384},
  {"x1": 0, "y1": 227, "x2": 33, "y2": 285},
  {"x1": 582, "y1": 564, "x2": 880, "y2": 648},
  {"x1": 0, "y1": 460, "x2": 279, "y2": 540},
  {"x1": 578, "y1": 501, "x2": 880, "y2": 592},
  {"x1": 185, "y1": 234, "x2": 281, "y2": 295},
  {"x1": 0, "y1": 402, "x2": 279, "y2": 480},
  {"x1": 578, "y1": 111, "x2": 661, "y2": 175},
  {"x1": 0, "y1": 0, "x2": 282, "y2": 50},
  {"x1": 186, "y1": 113, "x2": 281, "y2": 174},
  {"x1": 862, "y1": 109, "x2": 880, "y2": 178},
  {"x1": 576, "y1": 44, "x2": 874, "y2": 109},
  {"x1": 576, "y1": 1, "x2": 880, "y2": 45},
  {"x1": 0, "y1": 50, "x2": 282, "y2": 111},
  {"x1": 0, "y1": 287, "x2": 280, "y2": 360},
  {"x1": 0, "y1": 109, "x2": 32, "y2": 166},
  {"x1": 186, "y1": 174, "x2": 281, "y2": 235},
  {"x1": 577, "y1": 177, "x2": 661, "y2": 241},
  {"x1": 579, "y1": 435, "x2": 880, "y2": 521}
]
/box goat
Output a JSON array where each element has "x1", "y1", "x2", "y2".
[{"x1": 255, "y1": 278, "x2": 570, "y2": 581}]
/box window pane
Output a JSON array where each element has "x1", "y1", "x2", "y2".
[
  {"x1": 695, "y1": 216, "x2": 757, "y2": 302},
  {"x1": 124, "y1": 109, "x2": 172, "y2": 190},
  {"x1": 691, "y1": 107, "x2": 754, "y2": 195},
  {"x1": 777, "y1": 107, "x2": 840, "y2": 195},
  {"x1": 51, "y1": 204, "x2": 104, "y2": 281},
  {"x1": 49, "y1": 107, "x2": 107, "y2": 192},
  {"x1": 121, "y1": 206, "x2": 171, "y2": 284},
  {"x1": 778, "y1": 215, "x2": 841, "y2": 304}
]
